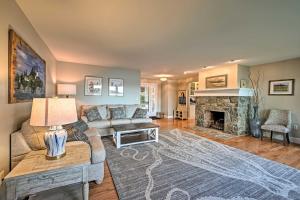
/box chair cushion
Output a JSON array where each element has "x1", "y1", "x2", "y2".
[
  {"x1": 264, "y1": 109, "x2": 290, "y2": 126},
  {"x1": 132, "y1": 108, "x2": 148, "y2": 119},
  {"x1": 21, "y1": 120, "x2": 47, "y2": 150},
  {"x1": 87, "y1": 120, "x2": 111, "y2": 129},
  {"x1": 85, "y1": 106, "x2": 102, "y2": 122},
  {"x1": 109, "y1": 107, "x2": 126, "y2": 119},
  {"x1": 261, "y1": 124, "x2": 290, "y2": 133},
  {"x1": 124, "y1": 105, "x2": 139, "y2": 118},
  {"x1": 131, "y1": 118, "x2": 152, "y2": 123},
  {"x1": 111, "y1": 119, "x2": 131, "y2": 126}
]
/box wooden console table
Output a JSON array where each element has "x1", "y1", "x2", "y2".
[{"x1": 4, "y1": 142, "x2": 91, "y2": 200}]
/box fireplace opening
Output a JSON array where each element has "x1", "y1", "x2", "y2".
[{"x1": 210, "y1": 111, "x2": 225, "y2": 130}]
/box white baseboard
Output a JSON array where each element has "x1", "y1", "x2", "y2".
[{"x1": 166, "y1": 115, "x2": 173, "y2": 119}]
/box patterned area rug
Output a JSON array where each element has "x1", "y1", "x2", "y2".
[
  {"x1": 185, "y1": 126, "x2": 239, "y2": 140},
  {"x1": 104, "y1": 129, "x2": 300, "y2": 200}
]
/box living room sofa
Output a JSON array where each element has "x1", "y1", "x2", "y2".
[
  {"x1": 10, "y1": 121, "x2": 106, "y2": 184},
  {"x1": 80, "y1": 104, "x2": 152, "y2": 136}
]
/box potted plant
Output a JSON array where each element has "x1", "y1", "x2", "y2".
[{"x1": 249, "y1": 71, "x2": 263, "y2": 138}]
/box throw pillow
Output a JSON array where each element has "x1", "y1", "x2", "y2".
[
  {"x1": 85, "y1": 106, "x2": 102, "y2": 122},
  {"x1": 21, "y1": 119, "x2": 48, "y2": 150},
  {"x1": 110, "y1": 107, "x2": 126, "y2": 119},
  {"x1": 63, "y1": 120, "x2": 89, "y2": 143},
  {"x1": 132, "y1": 108, "x2": 148, "y2": 119}
]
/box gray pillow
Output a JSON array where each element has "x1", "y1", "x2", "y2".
[
  {"x1": 85, "y1": 106, "x2": 102, "y2": 122},
  {"x1": 133, "y1": 108, "x2": 148, "y2": 119},
  {"x1": 110, "y1": 107, "x2": 126, "y2": 119},
  {"x1": 63, "y1": 120, "x2": 89, "y2": 143}
]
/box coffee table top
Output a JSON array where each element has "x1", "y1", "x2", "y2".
[{"x1": 112, "y1": 123, "x2": 159, "y2": 132}]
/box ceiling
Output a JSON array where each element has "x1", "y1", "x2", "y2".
[{"x1": 17, "y1": 0, "x2": 300, "y2": 79}]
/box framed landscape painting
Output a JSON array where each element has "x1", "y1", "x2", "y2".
[
  {"x1": 8, "y1": 30, "x2": 46, "y2": 103},
  {"x1": 206, "y1": 74, "x2": 228, "y2": 89},
  {"x1": 109, "y1": 78, "x2": 124, "y2": 96},
  {"x1": 268, "y1": 79, "x2": 295, "y2": 96},
  {"x1": 84, "y1": 76, "x2": 102, "y2": 96}
]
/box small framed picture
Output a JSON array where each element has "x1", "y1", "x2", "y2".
[
  {"x1": 109, "y1": 78, "x2": 124, "y2": 96},
  {"x1": 84, "y1": 76, "x2": 102, "y2": 96},
  {"x1": 240, "y1": 79, "x2": 248, "y2": 88},
  {"x1": 268, "y1": 79, "x2": 295, "y2": 96}
]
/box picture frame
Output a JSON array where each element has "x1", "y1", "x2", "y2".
[
  {"x1": 268, "y1": 79, "x2": 295, "y2": 96},
  {"x1": 8, "y1": 29, "x2": 46, "y2": 103},
  {"x1": 240, "y1": 79, "x2": 248, "y2": 88},
  {"x1": 206, "y1": 74, "x2": 228, "y2": 89},
  {"x1": 109, "y1": 78, "x2": 124, "y2": 96},
  {"x1": 84, "y1": 76, "x2": 102, "y2": 96},
  {"x1": 178, "y1": 90, "x2": 187, "y2": 105}
]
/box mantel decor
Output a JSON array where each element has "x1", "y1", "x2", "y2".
[
  {"x1": 206, "y1": 74, "x2": 228, "y2": 89},
  {"x1": 268, "y1": 79, "x2": 295, "y2": 96},
  {"x1": 8, "y1": 29, "x2": 46, "y2": 103}
]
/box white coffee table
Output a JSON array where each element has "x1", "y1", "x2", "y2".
[{"x1": 112, "y1": 123, "x2": 160, "y2": 148}]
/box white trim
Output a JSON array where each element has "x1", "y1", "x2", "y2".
[
  {"x1": 194, "y1": 88, "x2": 253, "y2": 97},
  {"x1": 166, "y1": 115, "x2": 174, "y2": 119}
]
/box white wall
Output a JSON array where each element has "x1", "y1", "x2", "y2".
[
  {"x1": 250, "y1": 58, "x2": 300, "y2": 138},
  {"x1": 161, "y1": 80, "x2": 178, "y2": 118},
  {"x1": 56, "y1": 61, "x2": 140, "y2": 107},
  {"x1": 0, "y1": 0, "x2": 56, "y2": 174}
]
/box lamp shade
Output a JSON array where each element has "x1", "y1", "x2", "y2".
[
  {"x1": 57, "y1": 84, "x2": 76, "y2": 96},
  {"x1": 30, "y1": 98, "x2": 78, "y2": 126}
]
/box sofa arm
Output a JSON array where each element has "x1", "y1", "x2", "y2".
[
  {"x1": 88, "y1": 135, "x2": 106, "y2": 164},
  {"x1": 11, "y1": 131, "x2": 32, "y2": 169}
]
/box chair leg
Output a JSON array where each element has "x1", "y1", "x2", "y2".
[
  {"x1": 261, "y1": 131, "x2": 263, "y2": 141},
  {"x1": 286, "y1": 133, "x2": 290, "y2": 144},
  {"x1": 283, "y1": 133, "x2": 287, "y2": 145},
  {"x1": 270, "y1": 131, "x2": 273, "y2": 141}
]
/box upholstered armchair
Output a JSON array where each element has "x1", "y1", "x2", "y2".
[{"x1": 261, "y1": 109, "x2": 292, "y2": 145}]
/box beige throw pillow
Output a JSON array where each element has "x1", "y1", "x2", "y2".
[{"x1": 21, "y1": 119, "x2": 48, "y2": 150}]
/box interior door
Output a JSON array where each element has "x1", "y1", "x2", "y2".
[{"x1": 140, "y1": 83, "x2": 158, "y2": 116}]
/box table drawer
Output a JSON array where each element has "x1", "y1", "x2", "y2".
[{"x1": 16, "y1": 167, "x2": 83, "y2": 196}]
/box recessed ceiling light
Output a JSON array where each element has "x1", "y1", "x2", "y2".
[
  {"x1": 160, "y1": 77, "x2": 167, "y2": 81},
  {"x1": 202, "y1": 66, "x2": 215, "y2": 69}
]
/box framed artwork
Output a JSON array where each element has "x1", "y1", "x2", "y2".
[
  {"x1": 84, "y1": 76, "x2": 102, "y2": 96},
  {"x1": 109, "y1": 78, "x2": 124, "y2": 96},
  {"x1": 206, "y1": 74, "x2": 228, "y2": 89},
  {"x1": 178, "y1": 90, "x2": 187, "y2": 105},
  {"x1": 268, "y1": 79, "x2": 295, "y2": 96},
  {"x1": 240, "y1": 79, "x2": 248, "y2": 88},
  {"x1": 8, "y1": 29, "x2": 46, "y2": 103}
]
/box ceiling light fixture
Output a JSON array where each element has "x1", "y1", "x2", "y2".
[
  {"x1": 227, "y1": 59, "x2": 243, "y2": 63},
  {"x1": 160, "y1": 77, "x2": 167, "y2": 81},
  {"x1": 202, "y1": 66, "x2": 215, "y2": 69}
]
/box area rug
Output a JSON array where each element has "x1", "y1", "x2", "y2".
[
  {"x1": 103, "y1": 129, "x2": 300, "y2": 200},
  {"x1": 185, "y1": 126, "x2": 238, "y2": 140}
]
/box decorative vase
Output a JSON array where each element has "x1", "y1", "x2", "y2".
[
  {"x1": 250, "y1": 105, "x2": 261, "y2": 138},
  {"x1": 44, "y1": 126, "x2": 67, "y2": 160}
]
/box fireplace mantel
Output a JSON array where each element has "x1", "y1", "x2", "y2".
[{"x1": 194, "y1": 88, "x2": 253, "y2": 97}]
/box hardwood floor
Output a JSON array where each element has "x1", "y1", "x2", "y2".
[{"x1": 89, "y1": 119, "x2": 300, "y2": 200}]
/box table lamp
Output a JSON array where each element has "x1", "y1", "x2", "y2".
[
  {"x1": 57, "y1": 84, "x2": 77, "y2": 98},
  {"x1": 30, "y1": 98, "x2": 78, "y2": 160}
]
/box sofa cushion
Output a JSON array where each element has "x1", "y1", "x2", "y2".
[
  {"x1": 21, "y1": 120, "x2": 47, "y2": 150},
  {"x1": 111, "y1": 119, "x2": 131, "y2": 126},
  {"x1": 131, "y1": 118, "x2": 152, "y2": 124},
  {"x1": 87, "y1": 120, "x2": 111, "y2": 129},
  {"x1": 63, "y1": 120, "x2": 89, "y2": 143},
  {"x1": 261, "y1": 124, "x2": 290, "y2": 133},
  {"x1": 85, "y1": 106, "x2": 102, "y2": 122},
  {"x1": 110, "y1": 107, "x2": 126, "y2": 119},
  {"x1": 124, "y1": 104, "x2": 139, "y2": 118},
  {"x1": 132, "y1": 108, "x2": 148, "y2": 119}
]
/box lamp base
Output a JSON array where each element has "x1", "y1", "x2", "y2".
[
  {"x1": 44, "y1": 126, "x2": 68, "y2": 160},
  {"x1": 45, "y1": 152, "x2": 66, "y2": 160}
]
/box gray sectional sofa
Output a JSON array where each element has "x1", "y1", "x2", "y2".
[{"x1": 80, "y1": 104, "x2": 152, "y2": 136}]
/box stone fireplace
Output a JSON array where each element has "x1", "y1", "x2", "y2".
[{"x1": 195, "y1": 96, "x2": 250, "y2": 135}]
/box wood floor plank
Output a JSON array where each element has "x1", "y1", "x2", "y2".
[{"x1": 89, "y1": 119, "x2": 300, "y2": 200}]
